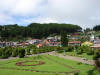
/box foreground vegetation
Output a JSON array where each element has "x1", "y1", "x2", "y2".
[
  {"x1": 0, "y1": 45, "x2": 100, "y2": 74},
  {"x1": 0, "y1": 45, "x2": 99, "y2": 60},
  {"x1": 0, "y1": 55, "x2": 99, "y2": 75}
]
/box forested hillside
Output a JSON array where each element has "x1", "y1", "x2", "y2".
[
  {"x1": 93, "y1": 25, "x2": 100, "y2": 31},
  {"x1": 0, "y1": 23, "x2": 82, "y2": 41}
]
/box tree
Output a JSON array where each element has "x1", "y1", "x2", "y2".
[
  {"x1": 0, "y1": 23, "x2": 82, "y2": 41},
  {"x1": 18, "y1": 48, "x2": 25, "y2": 58},
  {"x1": 61, "y1": 30, "x2": 68, "y2": 47},
  {"x1": 93, "y1": 50, "x2": 100, "y2": 73},
  {"x1": 77, "y1": 48, "x2": 83, "y2": 54},
  {"x1": 84, "y1": 28, "x2": 91, "y2": 33},
  {"x1": 93, "y1": 25, "x2": 100, "y2": 31}
]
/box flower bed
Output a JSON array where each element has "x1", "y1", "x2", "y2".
[{"x1": 16, "y1": 60, "x2": 45, "y2": 66}]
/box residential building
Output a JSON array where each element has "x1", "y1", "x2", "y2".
[
  {"x1": 0, "y1": 42, "x2": 14, "y2": 47},
  {"x1": 27, "y1": 39, "x2": 41, "y2": 45},
  {"x1": 68, "y1": 41, "x2": 81, "y2": 46}
]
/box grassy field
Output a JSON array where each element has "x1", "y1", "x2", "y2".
[{"x1": 0, "y1": 55, "x2": 99, "y2": 75}]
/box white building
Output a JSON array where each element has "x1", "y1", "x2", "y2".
[
  {"x1": 90, "y1": 34, "x2": 95, "y2": 41},
  {"x1": 27, "y1": 39, "x2": 41, "y2": 44}
]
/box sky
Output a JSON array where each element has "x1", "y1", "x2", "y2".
[{"x1": 0, "y1": 0, "x2": 100, "y2": 29}]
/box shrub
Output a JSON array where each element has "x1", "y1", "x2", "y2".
[
  {"x1": 0, "y1": 47, "x2": 12, "y2": 58},
  {"x1": 18, "y1": 48, "x2": 25, "y2": 58},
  {"x1": 74, "y1": 72, "x2": 79, "y2": 75},
  {"x1": 77, "y1": 62, "x2": 82, "y2": 65},
  {"x1": 67, "y1": 46, "x2": 73, "y2": 52},
  {"x1": 12, "y1": 48, "x2": 18, "y2": 57},
  {"x1": 26, "y1": 48, "x2": 31, "y2": 55}
]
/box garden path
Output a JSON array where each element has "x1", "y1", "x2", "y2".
[{"x1": 49, "y1": 52, "x2": 95, "y2": 65}]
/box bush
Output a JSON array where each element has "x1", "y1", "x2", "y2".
[
  {"x1": 26, "y1": 48, "x2": 31, "y2": 55},
  {"x1": 0, "y1": 47, "x2": 12, "y2": 59},
  {"x1": 87, "y1": 48, "x2": 94, "y2": 55},
  {"x1": 74, "y1": 72, "x2": 79, "y2": 75},
  {"x1": 12, "y1": 48, "x2": 18, "y2": 57},
  {"x1": 87, "y1": 50, "x2": 94, "y2": 55},
  {"x1": 67, "y1": 46, "x2": 73, "y2": 52},
  {"x1": 18, "y1": 48, "x2": 25, "y2": 58},
  {"x1": 93, "y1": 50, "x2": 100, "y2": 60},
  {"x1": 77, "y1": 62, "x2": 82, "y2": 65}
]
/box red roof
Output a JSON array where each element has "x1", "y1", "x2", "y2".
[
  {"x1": 68, "y1": 41, "x2": 81, "y2": 44},
  {"x1": 91, "y1": 44, "x2": 100, "y2": 48},
  {"x1": 72, "y1": 33, "x2": 80, "y2": 36},
  {"x1": 37, "y1": 43, "x2": 43, "y2": 47},
  {"x1": 48, "y1": 42, "x2": 61, "y2": 44},
  {"x1": 94, "y1": 41, "x2": 100, "y2": 43}
]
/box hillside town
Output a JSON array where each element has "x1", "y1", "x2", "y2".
[
  {"x1": 0, "y1": 31, "x2": 100, "y2": 49},
  {"x1": 0, "y1": 0, "x2": 100, "y2": 75}
]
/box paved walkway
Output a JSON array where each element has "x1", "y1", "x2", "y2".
[
  {"x1": 0, "y1": 57, "x2": 18, "y2": 61},
  {"x1": 49, "y1": 52, "x2": 95, "y2": 65}
]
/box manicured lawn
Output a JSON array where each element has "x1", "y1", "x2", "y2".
[
  {"x1": 0, "y1": 55, "x2": 99, "y2": 75},
  {"x1": 66, "y1": 52, "x2": 93, "y2": 60}
]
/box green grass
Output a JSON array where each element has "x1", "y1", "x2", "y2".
[
  {"x1": 0, "y1": 55, "x2": 99, "y2": 75},
  {"x1": 66, "y1": 52, "x2": 93, "y2": 60},
  {"x1": 47, "y1": 55, "x2": 98, "y2": 75}
]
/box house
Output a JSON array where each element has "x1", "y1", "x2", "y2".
[
  {"x1": 47, "y1": 37, "x2": 57, "y2": 42},
  {"x1": 6, "y1": 42, "x2": 14, "y2": 46},
  {"x1": 36, "y1": 43, "x2": 43, "y2": 48},
  {"x1": 69, "y1": 33, "x2": 80, "y2": 40},
  {"x1": 55, "y1": 36, "x2": 61, "y2": 41},
  {"x1": 68, "y1": 41, "x2": 81, "y2": 46},
  {"x1": 0, "y1": 42, "x2": 6, "y2": 47},
  {"x1": 46, "y1": 36, "x2": 61, "y2": 42},
  {"x1": 47, "y1": 41, "x2": 61, "y2": 46},
  {"x1": 0, "y1": 42, "x2": 14, "y2": 47},
  {"x1": 91, "y1": 45, "x2": 100, "y2": 49},
  {"x1": 27, "y1": 39, "x2": 41, "y2": 45},
  {"x1": 90, "y1": 35, "x2": 95, "y2": 41},
  {"x1": 15, "y1": 42, "x2": 29, "y2": 47},
  {"x1": 87, "y1": 31, "x2": 95, "y2": 35},
  {"x1": 91, "y1": 40, "x2": 100, "y2": 49},
  {"x1": 70, "y1": 37, "x2": 80, "y2": 40},
  {"x1": 94, "y1": 40, "x2": 100, "y2": 45}
]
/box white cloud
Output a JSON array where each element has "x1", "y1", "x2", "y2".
[
  {"x1": 11, "y1": 0, "x2": 43, "y2": 16},
  {"x1": 0, "y1": 0, "x2": 100, "y2": 28}
]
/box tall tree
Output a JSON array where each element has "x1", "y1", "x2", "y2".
[
  {"x1": 61, "y1": 30, "x2": 68, "y2": 47},
  {"x1": 93, "y1": 25, "x2": 100, "y2": 31}
]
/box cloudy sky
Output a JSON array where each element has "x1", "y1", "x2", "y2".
[{"x1": 0, "y1": 0, "x2": 100, "y2": 28}]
